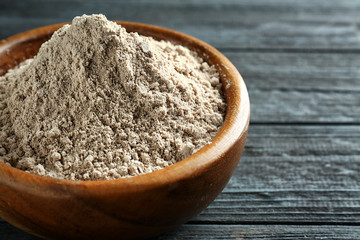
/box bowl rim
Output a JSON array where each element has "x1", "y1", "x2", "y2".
[{"x1": 0, "y1": 21, "x2": 250, "y2": 191}]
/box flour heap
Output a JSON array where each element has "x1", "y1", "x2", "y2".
[{"x1": 0, "y1": 14, "x2": 226, "y2": 180}]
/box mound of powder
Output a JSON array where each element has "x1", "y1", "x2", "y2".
[{"x1": 0, "y1": 14, "x2": 226, "y2": 180}]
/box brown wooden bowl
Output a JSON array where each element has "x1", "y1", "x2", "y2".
[{"x1": 0, "y1": 22, "x2": 250, "y2": 240}]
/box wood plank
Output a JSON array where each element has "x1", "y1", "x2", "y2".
[
  {"x1": 222, "y1": 51, "x2": 360, "y2": 123},
  {"x1": 224, "y1": 52, "x2": 360, "y2": 91},
  {"x1": 249, "y1": 90, "x2": 360, "y2": 123},
  {"x1": 159, "y1": 224, "x2": 360, "y2": 240},
  {"x1": 194, "y1": 190, "x2": 360, "y2": 223},
  {"x1": 1, "y1": 0, "x2": 360, "y2": 49},
  {"x1": 230, "y1": 155, "x2": 360, "y2": 191},
  {"x1": 231, "y1": 125, "x2": 360, "y2": 191}
]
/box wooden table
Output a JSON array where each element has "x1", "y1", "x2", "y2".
[{"x1": 1, "y1": 0, "x2": 360, "y2": 239}]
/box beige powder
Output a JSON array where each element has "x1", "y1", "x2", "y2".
[{"x1": 0, "y1": 14, "x2": 226, "y2": 180}]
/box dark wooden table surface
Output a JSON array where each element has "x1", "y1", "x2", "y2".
[{"x1": 1, "y1": 0, "x2": 360, "y2": 239}]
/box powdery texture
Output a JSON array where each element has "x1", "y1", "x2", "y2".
[{"x1": 0, "y1": 14, "x2": 226, "y2": 180}]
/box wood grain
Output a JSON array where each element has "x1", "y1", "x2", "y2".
[
  {"x1": 1, "y1": 0, "x2": 360, "y2": 239},
  {"x1": 224, "y1": 51, "x2": 360, "y2": 123},
  {"x1": 160, "y1": 224, "x2": 360, "y2": 239},
  {"x1": 224, "y1": 52, "x2": 360, "y2": 91},
  {"x1": 1, "y1": 0, "x2": 360, "y2": 49},
  {"x1": 194, "y1": 190, "x2": 360, "y2": 224},
  {"x1": 250, "y1": 90, "x2": 360, "y2": 123},
  {"x1": 231, "y1": 125, "x2": 360, "y2": 191}
]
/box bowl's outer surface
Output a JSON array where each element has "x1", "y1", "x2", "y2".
[{"x1": 0, "y1": 22, "x2": 250, "y2": 240}]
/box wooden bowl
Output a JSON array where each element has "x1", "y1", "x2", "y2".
[{"x1": 0, "y1": 22, "x2": 250, "y2": 240}]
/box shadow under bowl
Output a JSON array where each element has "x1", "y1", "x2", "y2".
[{"x1": 0, "y1": 22, "x2": 250, "y2": 240}]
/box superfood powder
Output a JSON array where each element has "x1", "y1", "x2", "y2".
[{"x1": 0, "y1": 14, "x2": 226, "y2": 180}]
